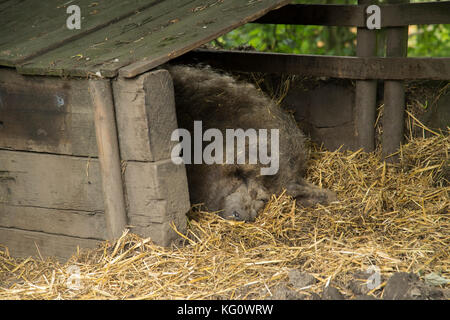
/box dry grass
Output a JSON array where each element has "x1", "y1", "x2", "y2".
[{"x1": 0, "y1": 128, "x2": 448, "y2": 300}]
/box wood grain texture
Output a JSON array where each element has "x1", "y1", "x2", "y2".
[
  {"x1": 13, "y1": 0, "x2": 291, "y2": 77},
  {"x1": 113, "y1": 69, "x2": 178, "y2": 162},
  {"x1": 382, "y1": 1, "x2": 409, "y2": 162},
  {"x1": 0, "y1": 204, "x2": 106, "y2": 239},
  {"x1": 124, "y1": 159, "x2": 190, "y2": 223},
  {"x1": 0, "y1": 150, "x2": 103, "y2": 212},
  {"x1": 174, "y1": 49, "x2": 450, "y2": 80},
  {"x1": 0, "y1": 0, "x2": 164, "y2": 66},
  {"x1": 354, "y1": 0, "x2": 378, "y2": 153},
  {"x1": 90, "y1": 80, "x2": 127, "y2": 240},
  {"x1": 0, "y1": 227, "x2": 102, "y2": 261},
  {"x1": 0, "y1": 68, "x2": 97, "y2": 156}
]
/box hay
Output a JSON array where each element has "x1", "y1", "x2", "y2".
[{"x1": 0, "y1": 131, "x2": 448, "y2": 300}]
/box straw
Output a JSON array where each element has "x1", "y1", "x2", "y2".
[{"x1": 0, "y1": 127, "x2": 448, "y2": 300}]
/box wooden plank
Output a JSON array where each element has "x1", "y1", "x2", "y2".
[
  {"x1": 253, "y1": 2, "x2": 450, "y2": 27},
  {"x1": 118, "y1": 0, "x2": 292, "y2": 78},
  {"x1": 16, "y1": 0, "x2": 291, "y2": 78},
  {"x1": 90, "y1": 80, "x2": 127, "y2": 240},
  {"x1": 124, "y1": 159, "x2": 190, "y2": 246},
  {"x1": 124, "y1": 159, "x2": 190, "y2": 224},
  {"x1": 0, "y1": 68, "x2": 98, "y2": 156},
  {"x1": 354, "y1": 0, "x2": 377, "y2": 152},
  {"x1": 128, "y1": 220, "x2": 185, "y2": 247},
  {"x1": 0, "y1": 150, "x2": 104, "y2": 212},
  {"x1": 0, "y1": 227, "x2": 102, "y2": 261},
  {"x1": 113, "y1": 69, "x2": 178, "y2": 162},
  {"x1": 254, "y1": 4, "x2": 365, "y2": 27},
  {"x1": 380, "y1": 1, "x2": 450, "y2": 27},
  {"x1": 383, "y1": 1, "x2": 409, "y2": 162},
  {"x1": 0, "y1": 204, "x2": 106, "y2": 239},
  {"x1": 0, "y1": 0, "x2": 17, "y2": 13},
  {"x1": 173, "y1": 49, "x2": 450, "y2": 80},
  {"x1": 0, "y1": 0, "x2": 165, "y2": 66}
]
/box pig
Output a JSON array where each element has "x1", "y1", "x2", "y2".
[{"x1": 167, "y1": 64, "x2": 336, "y2": 221}]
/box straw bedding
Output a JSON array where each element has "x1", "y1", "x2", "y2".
[{"x1": 0, "y1": 127, "x2": 448, "y2": 300}]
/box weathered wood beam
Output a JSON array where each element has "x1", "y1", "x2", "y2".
[
  {"x1": 0, "y1": 227, "x2": 101, "y2": 261},
  {"x1": 0, "y1": 0, "x2": 166, "y2": 66},
  {"x1": 253, "y1": 2, "x2": 450, "y2": 27},
  {"x1": 254, "y1": 4, "x2": 364, "y2": 26},
  {"x1": 89, "y1": 79, "x2": 127, "y2": 240},
  {"x1": 0, "y1": 68, "x2": 98, "y2": 157},
  {"x1": 382, "y1": 0, "x2": 410, "y2": 162},
  {"x1": 173, "y1": 49, "x2": 450, "y2": 80},
  {"x1": 354, "y1": 0, "x2": 378, "y2": 153},
  {"x1": 0, "y1": 150, "x2": 103, "y2": 212}
]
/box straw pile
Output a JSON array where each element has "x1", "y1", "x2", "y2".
[{"x1": 0, "y1": 128, "x2": 448, "y2": 299}]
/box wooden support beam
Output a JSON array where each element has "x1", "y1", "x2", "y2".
[
  {"x1": 252, "y1": 2, "x2": 450, "y2": 27},
  {"x1": 173, "y1": 49, "x2": 450, "y2": 80},
  {"x1": 382, "y1": 0, "x2": 409, "y2": 162},
  {"x1": 254, "y1": 4, "x2": 364, "y2": 26},
  {"x1": 354, "y1": 0, "x2": 378, "y2": 152},
  {"x1": 90, "y1": 79, "x2": 127, "y2": 240}
]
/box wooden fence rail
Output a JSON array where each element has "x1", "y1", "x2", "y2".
[
  {"x1": 253, "y1": 2, "x2": 450, "y2": 27},
  {"x1": 174, "y1": 49, "x2": 450, "y2": 80}
]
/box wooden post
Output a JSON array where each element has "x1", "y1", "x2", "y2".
[
  {"x1": 354, "y1": 0, "x2": 378, "y2": 152},
  {"x1": 382, "y1": 0, "x2": 409, "y2": 162},
  {"x1": 90, "y1": 79, "x2": 127, "y2": 240}
]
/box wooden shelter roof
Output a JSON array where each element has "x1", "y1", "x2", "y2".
[{"x1": 0, "y1": 0, "x2": 290, "y2": 78}]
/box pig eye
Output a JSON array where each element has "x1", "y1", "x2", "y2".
[{"x1": 232, "y1": 211, "x2": 240, "y2": 219}]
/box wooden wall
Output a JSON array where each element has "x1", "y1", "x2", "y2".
[{"x1": 0, "y1": 68, "x2": 190, "y2": 261}]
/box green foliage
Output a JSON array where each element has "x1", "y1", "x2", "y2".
[
  {"x1": 408, "y1": 24, "x2": 450, "y2": 57},
  {"x1": 211, "y1": 0, "x2": 449, "y2": 58}
]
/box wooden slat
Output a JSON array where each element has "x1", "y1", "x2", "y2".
[
  {"x1": 253, "y1": 2, "x2": 450, "y2": 27},
  {"x1": 0, "y1": 227, "x2": 102, "y2": 261},
  {"x1": 124, "y1": 159, "x2": 190, "y2": 224},
  {"x1": 118, "y1": 0, "x2": 291, "y2": 78},
  {"x1": 16, "y1": 0, "x2": 291, "y2": 78},
  {"x1": 0, "y1": 0, "x2": 164, "y2": 66},
  {"x1": 112, "y1": 69, "x2": 179, "y2": 162},
  {"x1": 354, "y1": 0, "x2": 377, "y2": 153},
  {"x1": 0, "y1": 68, "x2": 98, "y2": 157},
  {"x1": 0, "y1": 204, "x2": 107, "y2": 239},
  {"x1": 0, "y1": 0, "x2": 16, "y2": 13},
  {"x1": 383, "y1": 1, "x2": 409, "y2": 162},
  {"x1": 254, "y1": 4, "x2": 364, "y2": 27},
  {"x1": 173, "y1": 49, "x2": 450, "y2": 80},
  {"x1": 381, "y1": 1, "x2": 450, "y2": 27},
  {"x1": 0, "y1": 150, "x2": 104, "y2": 212},
  {"x1": 90, "y1": 80, "x2": 127, "y2": 240}
]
